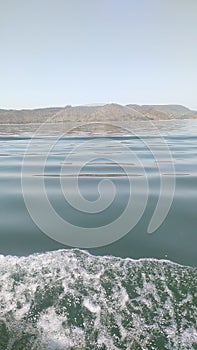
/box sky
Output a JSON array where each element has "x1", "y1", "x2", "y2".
[{"x1": 0, "y1": 0, "x2": 197, "y2": 109}]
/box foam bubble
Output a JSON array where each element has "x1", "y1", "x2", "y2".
[{"x1": 0, "y1": 249, "x2": 196, "y2": 349}]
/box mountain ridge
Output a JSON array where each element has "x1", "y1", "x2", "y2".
[{"x1": 0, "y1": 104, "x2": 196, "y2": 124}]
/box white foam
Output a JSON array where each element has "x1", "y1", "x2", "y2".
[
  {"x1": 0, "y1": 249, "x2": 196, "y2": 350},
  {"x1": 83, "y1": 298, "x2": 101, "y2": 313}
]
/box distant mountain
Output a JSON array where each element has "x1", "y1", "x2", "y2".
[
  {"x1": 87, "y1": 104, "x2": 146, "y2": 122},
  {"x1": 0, "y1": 107, "x2": 62, "y2": 124},
  {"x1": 126, "y1": 104, "x2": 197, "y2": 120},
  {"x1": 0, "y1": 104, "x2": 196, "y2": 124}
]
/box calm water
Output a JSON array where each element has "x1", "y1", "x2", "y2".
[{"x1": 0, "y1": 120, "x2": 196, "y2": 349}]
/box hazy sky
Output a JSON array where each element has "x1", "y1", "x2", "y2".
[{"x1": 0, "y1": 0, "x2": 197, "y2": 109}]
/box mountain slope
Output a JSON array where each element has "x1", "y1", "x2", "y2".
[{"x1": 0, "y1": 104, "x2": 196, "y2": 124}]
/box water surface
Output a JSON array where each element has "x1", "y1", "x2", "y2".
[{"x1": 0, "y1": 120, "x2": 196, "y2": 349}]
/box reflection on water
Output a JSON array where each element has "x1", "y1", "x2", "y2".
[{"x1": 1, "y1": 118, "x2": 197, "y2": 136}]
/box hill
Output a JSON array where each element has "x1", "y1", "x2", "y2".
[
  {"x1": 126, "y1": 104, "x2": 197, "y2": 120},
  {"x1": 0, "y1": 104, "x2": 196, "y2": 124}
]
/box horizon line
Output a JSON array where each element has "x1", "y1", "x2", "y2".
[{"x1": 0, "y1": 102, "x2": 194, "y2": 111}]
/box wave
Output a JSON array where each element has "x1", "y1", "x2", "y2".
[{"x1": 0, "y1": 249, "x2": 196, "y2": 349}]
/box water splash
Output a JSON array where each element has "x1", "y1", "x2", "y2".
[{"x1": 0, "y1": 249, "x2": 196, "y2": 349}]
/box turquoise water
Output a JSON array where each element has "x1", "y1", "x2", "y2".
[{"x1": 0, "y1": 120, "x2": 197, "y2": 349}]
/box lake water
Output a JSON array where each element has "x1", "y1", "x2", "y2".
[{"x1": 0, "y1": 120, "x2": 196, "y2": 349}]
